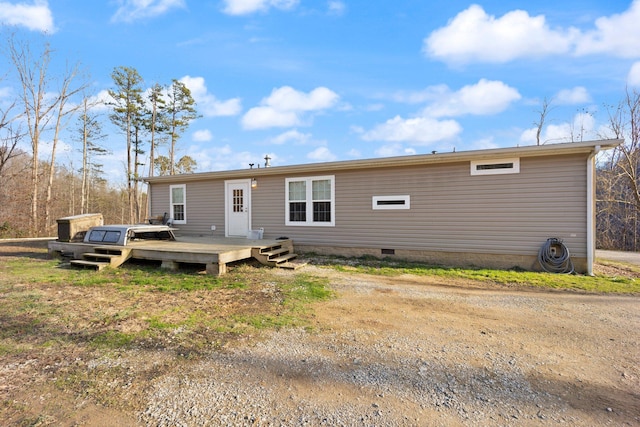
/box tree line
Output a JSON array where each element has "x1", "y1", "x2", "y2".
[
  {"x1": 0, "y1": 34, "x2": 199, "y2": 237},
  {"x1": 2, "y1": 33, "x2": 640, "y2": 252},
  {"x1": 596, "y1": 89, "x2": 640, "y2": 251}
]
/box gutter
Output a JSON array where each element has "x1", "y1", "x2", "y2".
[{"x1": 586, "y1": 145, "x2": 601, "y2": 276}]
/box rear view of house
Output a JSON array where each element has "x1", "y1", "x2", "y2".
[{"x1": 144, "y1": 139, "x2": 621, "y2": 274}]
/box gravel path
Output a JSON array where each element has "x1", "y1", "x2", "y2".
[
  {"x1": 597, "y1": 249, "x2": 640, "y2": 267},
  {"x1": 139, "y1": 267, "x2": 640, "y2": 426}
]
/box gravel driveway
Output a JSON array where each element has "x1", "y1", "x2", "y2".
[
  {"x1": 140, "y1": 266, "x2": 640, "y2": 426},
  {"x1": 597, "y1": 249, "x2": 640, "y2": 267}
]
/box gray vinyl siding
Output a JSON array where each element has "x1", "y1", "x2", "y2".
[
  {"x1": 254, "y1": 154, "x2": 588, "y2": 258},
  {"x1": 149, "y1": 180, "x2": 226, "y2": 236},
  {"x1": 149, "y1": 152, "x2": 589, "y2": 258}
]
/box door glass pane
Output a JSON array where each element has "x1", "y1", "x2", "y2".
[{"x1": 233, "y1": 188, "x2": 243, "y2": 213}]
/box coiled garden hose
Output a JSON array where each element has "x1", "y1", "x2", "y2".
[{"x1": 538, "y1": 238, "x2": 574, "y2": 274}]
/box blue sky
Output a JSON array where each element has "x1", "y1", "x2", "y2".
[{"x1": 1, "y1": 0, "x2": 639, "y2": 180}]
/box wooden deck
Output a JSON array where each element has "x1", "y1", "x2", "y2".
[{"x1": 48, "y1": 236, "x2": 301, "y2": 276}]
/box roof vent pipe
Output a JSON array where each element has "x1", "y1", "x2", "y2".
[{"x1": 264, "y1": 155, "x2": 271, "y2": 167}]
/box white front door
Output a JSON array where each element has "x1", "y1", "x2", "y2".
[{"x1": 225, "y1": 180, "x2": 251, "y2": 237}]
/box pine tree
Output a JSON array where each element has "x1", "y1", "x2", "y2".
[
  {"x1": 108, "y1": 66, "x2": 144, "y2": 223},
  {"x1": 164, "y1": 79, "x2": 199, "y2": 175}
]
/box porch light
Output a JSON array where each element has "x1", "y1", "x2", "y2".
[{"x1": 251, "y1": 178, "x2": 257, "y2": 188}]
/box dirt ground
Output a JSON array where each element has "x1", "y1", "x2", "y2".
[{"x1": 1, "y1": 240, "x2": 639, "y2": 426}]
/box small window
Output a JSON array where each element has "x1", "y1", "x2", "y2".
[
  {"x1": 285, "y1": 176, "x2": 335, "y2": 226},
  {"x1": 470, "y1": 158, "x2": 520, "y2": 175},
  {"x1": 372, "y1": 195, "x2": 410, "y2": 210},
  {"x1": 170, "y1": 184, "x2": 186, "y2": 224}
]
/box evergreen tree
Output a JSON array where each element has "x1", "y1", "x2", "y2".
[
  {"x1": 146, "y1": 83, "x2": 167, "y2": 178},
  {"x1": 108, "y1": 66, "x2": 144, "y2": 223},
  {"x1": 164, "y1": 79, "x2": 199, "y2": 175}
]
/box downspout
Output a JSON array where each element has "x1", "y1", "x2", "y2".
[{"x1": 586, "y1": 145, "x2": 600, "y2": 276}]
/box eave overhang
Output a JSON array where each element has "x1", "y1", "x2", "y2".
[{"x1": 144, "y1": 139, "x2": 622, "y2": 185}]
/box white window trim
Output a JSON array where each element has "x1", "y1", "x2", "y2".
[
  {"x1": 470, "y1": 158, "x2": 520, "y2": 175},
  {"x1": 169, "y1": 184, "x2": 186, "y2": 225},
  {"x1": 285, "y1": 175, "x2": 335, "y2": 227},
  {"x1": 372, "y1": 195, "x2": 410, "y2": 210}
]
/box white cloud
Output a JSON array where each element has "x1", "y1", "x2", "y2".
[
  {"x1": 179, "y1": 76, "x2": 242, "y2": 117},
  {"x1": 628, "y1": 62, "x2": 640, "y2": 87},
  {"x1": 362, "y1": 116, "x2": 462, "y2": 145},
  {"x1": 192, "y1": 129, "x2": 212, "y2": 142},
  {"x1": 263, "y1": 86, "x2": 339, "y2": 111},
  {"x1": 421, "y1": 79, "x2": 521, "y2": 117},
  {"x1": 470, "y1": 137, "x2": 499, "y2": 151},
  {"x1": 424, "y1": 2, "x2": 640, "y2": 65},
  {"x1": 184, "y1": 144, "x2": 265, "y2": 172},
  {"x1": 0, "y1": 0, "x2": 55, "y2": 32},
  {"x1": 111, "y1": 0, "x2": 186, "y2": 23},
  {"x1": 87, "y1": 90, "x2": 113, "y2": 112},
  {"x1": 269, "y1": 129, "x2": 311, "y2": 145},
  {"x1": 574, "y1": 0, "x2": 640, "y2": 57},
  {"x1": 520, "y1": 112, "x2": 597, "y2": 144},
  {"x1": 328, "y1": 1, "x2": 345, "y2": 16},
  {"x1": 424, "y1": 5, "x2": 575, "y2": 65},
  {"x1": 242, "y1": 107, "x2": 300, "y2": 129},
  {"x1": 242, "y1": 86, "x2": 339, "y2": 130},
  {"x1": 374, "y1": 144, "x2": 417, "y2": 157},
  {"x1": 307, "y1": 146, "x2": 336, "y2": 162},
  {"x1": 222, "y1": 0, "x2": 298, "y2": 15},
  {"x1": 554, "y1": 86, "x2": 591, "y2": 105}
]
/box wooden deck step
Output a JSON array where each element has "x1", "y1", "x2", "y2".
[
  {"x1": 269, "y1": 253, "x2": 298, "y2": 264},
  {"x1": 69, "y1": 247, "x2": 133, "y2": 271},
  {"x1": 83, "y1": 253, "x2": 122, "y2": 262},
  {"x1": 252, "y1": 240, "x2": 303, "y2": 269},
  {"x1": 277, "y1": 259, "x2": 308, "y2": 270},
  {"x1": 260, "y1": 246, "x2": 291, "y2": 258},
  {"x1": 70, "y1": 259, "x2": 110, "y2": 271}
]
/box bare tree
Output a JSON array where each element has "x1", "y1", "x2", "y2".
[
  {"x1": 7, "y1": 35, "x2": 61, "y2": 235},
  {"x1": 75, "y1": 96, "x2": 107, "y2": 214},
  {"x1": 43, "y1": 61, "x2": 88, "y2": 233},
  {"x1": 0, "y1": 98, "x2": 22, "y2": 176},
  {"x1": 534, "y1": 97, "x2": 553, "y2": 145},
  {"x1": 596, "y1": 88, "x2": 640, "y2": 250}
]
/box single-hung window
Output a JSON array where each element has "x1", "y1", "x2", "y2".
[
  {"x1": 170, "y1": 184, "x2": 186, "y2": 224},
  {"x1": 286, "y1": 176, "x2": 335, "y2": 226}
]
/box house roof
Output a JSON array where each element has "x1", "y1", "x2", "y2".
[{"x1": 144, "y1": 139, "x2": 622, "y2": 184}]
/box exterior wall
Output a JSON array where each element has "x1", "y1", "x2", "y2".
[
  {"x1": 149, "y1": 152, "x2": 589, "y2": 272},
  {"x1": 149, "y1": 179, "x2": 227, "y2": 237}
]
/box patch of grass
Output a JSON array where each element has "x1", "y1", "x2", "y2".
[
  {"x1": 232, "y1": 313, "x2": 301, "y2": 330},
  {"x1": 0, "y1": 252, "x2": 336, "y2": 356},
  {"x1": 282, "y1": 273, "x2": 334, "y2": 304},
  {"x1": 89, "y1": 331, "x2": 136, "y2": 349},
  {"x1": 312, "y1": 255, "x2": 640, "y2": 294},
  {"x1": 115, "y1": 266, "x2": 224, "y2": 292}
]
